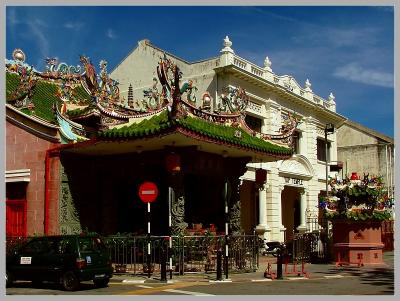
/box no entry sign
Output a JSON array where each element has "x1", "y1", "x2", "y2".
[{"x1": 138, "y1": 182, "x2": 158, "y2": 203}]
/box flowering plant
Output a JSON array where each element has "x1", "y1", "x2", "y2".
[{"x1": 320, "y1": 173, "x2": 393, "y2": 221}]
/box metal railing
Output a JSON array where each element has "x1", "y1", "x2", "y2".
[
  {"x1": 283, "y1": 229, "x2": 330, "y2": 264},
  {"x1": 103, "y1": 234, "x2": 260, "y2": 275},
  {"x1": 6, "y1": 234, "x2": 260, "y2": 276}
]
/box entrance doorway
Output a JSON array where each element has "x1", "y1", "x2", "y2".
[
  {"x1": 239, "y1": 180, "x2": 257, "y2": 234},
  {"x1": 184, "y1": 174, "x2": 225, "y2": 232},
  {"x1": 6, "y1": 182, "x2": 27, "y2": 237},
  {"x1": 281, "y1": 186, "x2": 301, "y2": 241}
]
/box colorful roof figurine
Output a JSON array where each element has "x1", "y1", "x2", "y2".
[{"x1": 5, "y1": 49, "x2": 298, "y2": 161}]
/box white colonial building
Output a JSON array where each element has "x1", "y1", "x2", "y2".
[{"x1": 111, "y1": 36, "x2": 347, "y2": 242}]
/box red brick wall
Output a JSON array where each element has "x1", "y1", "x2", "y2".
[{"x1": 6, "y1": 120, "x2": 60, "y2": 236}]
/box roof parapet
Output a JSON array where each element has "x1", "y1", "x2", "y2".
[{"x1": 218, "y1": 36, "x2": 336, "y2": 112}]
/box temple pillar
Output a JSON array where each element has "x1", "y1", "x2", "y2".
[
  {"x1": 228, "y1": 177, "x2": 243, "y2": 235},
  {"x1": 169, "y1": 173, "x2": 188, "y2": 236},
  {"x1": 224, "y1": 157, "x2": 251, "y2": 235}
]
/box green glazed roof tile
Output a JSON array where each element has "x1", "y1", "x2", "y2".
[
  {"x1": 98, "y1": 110, "x2": 292, "y2": 156},
  {"x1": 6, "y1": 72, "x2": 92, "y2": 122}
]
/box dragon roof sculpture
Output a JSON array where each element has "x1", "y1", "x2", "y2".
[{"x1": 5, "y1": 49, "x2": 298, "y2": 158}]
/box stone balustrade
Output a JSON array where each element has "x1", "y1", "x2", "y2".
[{"x1": 226, "y1": 52, "x2": 335, "y2": 112}]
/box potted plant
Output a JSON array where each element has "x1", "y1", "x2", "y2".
[{"x1": 320, "y1": 173, "x2": 394, "y2": 265}]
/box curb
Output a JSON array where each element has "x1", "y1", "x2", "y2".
[{"x1": 111, "y1": 276, "x2": 315, "y2": 283}]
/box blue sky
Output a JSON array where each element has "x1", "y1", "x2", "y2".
[{"x1": 6, "y1": 6, "x2": 394, "y2": 137}]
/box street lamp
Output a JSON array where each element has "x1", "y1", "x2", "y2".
[{"x1": 325, "y1": 123, "x2": 335, "y2": 197}]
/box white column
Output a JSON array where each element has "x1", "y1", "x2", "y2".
[
  {"x1": 255, "y1": 184, "x2": 271, "y2": 240},
  {"x1": 259, "y1": 187, "x2": 267, "y2": 225},
  {"x1": 297, "y1": 188, "x2": 307, "y2": 233},
  {"x1": 299, "y1": 130, "x2": 307, "y2": 156}
]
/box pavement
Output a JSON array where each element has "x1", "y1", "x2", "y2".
[{"x1": 109, "y1": 251, "x2": 394, "y2": 284}]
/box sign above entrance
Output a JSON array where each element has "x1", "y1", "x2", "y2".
[
  {"x1": 284, "y1": 177, "x2": 303, "y2": 186},
  {"x1": 138, "y1": 182, "x2": 159, "y2": 203}
]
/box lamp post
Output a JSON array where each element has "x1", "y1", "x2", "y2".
[{"x1": 324, "y1": 123, "x2": 335, "y2": 197}]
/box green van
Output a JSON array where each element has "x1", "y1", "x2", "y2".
[{"x1": 6, "y1": 235, "x2": 113, "y2": 291}]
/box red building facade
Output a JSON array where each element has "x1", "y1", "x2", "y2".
[{"x1": 6, "y1": 118, "x2": 61, "y2": 236}]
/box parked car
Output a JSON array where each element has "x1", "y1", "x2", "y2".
[{"x1": 6, "y1": 234, "x2": 113, "y2": 291}]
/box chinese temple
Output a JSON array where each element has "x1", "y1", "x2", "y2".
[{"x1": 5, "y1": 48, "x2": 298, "y2": 237}]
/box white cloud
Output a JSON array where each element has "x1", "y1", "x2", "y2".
[
  {"x1": 64, "y1": 21, "x2": 84, "y2": 30},
  {"x1": 245, "y1": 7, "x2": 303, "y2": 24},
  {"x1": 7, "y1": 7, "x2": 19, "y2": 26},
  {"x1": 7, "y1": 7, "x2": 20, "y2": 38},
  {"x1": 374, "y1": 6, "x2": 394, "y2": 13},
  {"x1": 292, "y1": 26, "x2": 380, "y2": 48},
  {"x1": 26, "y1": 19, "x2": 49, "y2": 61},
  {"x1": 333, "y1": 63, "x2": 393, "y2": 88},
  {"x1": 106, "y1": 29, "x2": 116, "y2": 39}
]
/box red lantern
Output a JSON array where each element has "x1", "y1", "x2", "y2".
[
  {"x1": 255, "y1": 169, "x2": 267, "y2": 185},
  {"x1": 166, "y1": 152, "x2": 181, "y2": 173},
  {"x1": 350, "y1": 172, "x2": 359, "y2": 180}
]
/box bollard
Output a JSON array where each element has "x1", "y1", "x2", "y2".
[
  {"x1": 216, "y1": 250, "x2": 222, "y2": 281},
  {"x1": 276, "y1": 247, "x2": 283, "y2": 279},
  {"x1": 266, "y1": 241, "x2": 286, "y2": 280},
  {"x1": 224, "y1": 251, "x2": 229, "y2": 279},
  {"x1": 224, "y1": 236, "x2": 229, "y2": 280},
  {"x1": 169, "y1": 247, "x2": 173, "y2": 279},
  {"x1": 179, "y1": 253, "x2": 184, "y2": 275},
  {"x1": 147, "y1": 254, "x2": 151, "y2": 279},
  {"x1": 276, "y1": 244, "x2": 286, "y2": 279},
  {"x1": 160, "y1": 248, "x2": 167, "y2": 282}
]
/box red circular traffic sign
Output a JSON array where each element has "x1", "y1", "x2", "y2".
[{"x1": 138, "y1": 182, "x2": 158, "y2": 203}]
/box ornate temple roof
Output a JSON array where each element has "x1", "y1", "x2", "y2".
[
  {"x1": 98, "y1": 110, "x2": 292, "y2": 157},
  {"x1": 5, "y1": 48, "x2": 297, "y2": 161}
]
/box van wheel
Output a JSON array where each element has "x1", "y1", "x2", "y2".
[
  {"x1": 61, "y1": 271, "x2": 80, "y2": 291},
  {"x1": 6, "y1": 270, "x2": 13, "y2": 288},
  {"x1": 93, "y1": 278, "x2": 109, "y2": 288}
]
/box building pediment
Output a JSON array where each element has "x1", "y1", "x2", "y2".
[{"x1": 278, "y1": 155, "x2": 314, "y2": 180}]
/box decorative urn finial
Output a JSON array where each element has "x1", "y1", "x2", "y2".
[
  {"x1": 305, "y1": 79, "x2": 312, "y2": 91},
  {"x1": 328, "y1": 92, "x2": 336, "y2": 103},
  {"x1": 263, "y1": 56, "x2": 272, "y2": 72},
  {"x1": 223, "y1": 35, "x2": 232, "y2": 48},
  {"x1": 221, "y1": 35, "x2": 234, "y2": 54}
]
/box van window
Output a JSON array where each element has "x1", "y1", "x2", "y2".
[
  {"x1": 78, "y1": 237, "x2": 106, "y2": 253},
  {"x1": 22, "y1": 239, "x2": 50, "y2": 254},
  {"x1": 47, "y1": 239, "x2": 61, "y2": 254},
  {"x1": 59, "y1": 239, "x2": 74, "y2": 254}
]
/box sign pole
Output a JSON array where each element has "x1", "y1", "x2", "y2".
[
  {"x1": 147, "y1": 202, "x2": 151, "y2": 279},
  {"x1": 138, "y1": 181, "x2": 158, "y2": 279},
  {"x1": 224, "y1": 181, "x2": 229, "y2": 280},
  {"x1": 168, "y1": 187, "x2": 173, "y2": 279}
]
